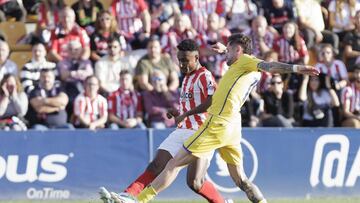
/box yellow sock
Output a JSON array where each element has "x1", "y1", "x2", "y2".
[{"x1": 137, "y1": 185, "x2": 157, "y2": 203}]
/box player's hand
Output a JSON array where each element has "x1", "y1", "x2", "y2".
[
  {"x1": 295, "y1": 65, "x2": 320, "y2": 76},
  {"x1": 211, "y1": 42, "x2": 227, "y2": 54},
  {"x1": 175, "y1": 114, "x2": 186, "y2": 126}
]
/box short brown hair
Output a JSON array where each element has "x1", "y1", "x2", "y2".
[{"x1": 228, "y1": 33, "x2": 252, "y2": 54}]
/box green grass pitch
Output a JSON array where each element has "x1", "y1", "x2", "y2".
[{"x1": 1, "y1": 198, "x2": 360, "y2": 203}]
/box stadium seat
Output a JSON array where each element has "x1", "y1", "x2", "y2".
[
  {"x1": 64, "y1": 0, "x2": 77, "y2": 6},
  {"x1": 101, "y1": 0, "x2": 113, "y2": 9},
  {"x1": 0, "y1": 21, "x2": 31, "y2": 51},
  {"x1": 9, "y1": 51, "x2": 32, "y2": 70}
]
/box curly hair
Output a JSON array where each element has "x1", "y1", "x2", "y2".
[
  {"x1": 228, "y1": 33, "x2": 252, "y2": 54},
  {"x1": 177, "y1": 39, "x2": 199, "y2": 52}
]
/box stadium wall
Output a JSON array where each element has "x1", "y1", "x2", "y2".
[{"x1": 0, "y1": 128, "x2": 359, "y2": 200}]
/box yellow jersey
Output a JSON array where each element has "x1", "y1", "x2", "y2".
[{"x1": 208, "y1": 54, "x2": 262, "y2": 121}]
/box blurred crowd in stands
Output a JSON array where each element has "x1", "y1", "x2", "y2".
[{"x1": 0, "y1": 0, "x2": 360, "y2": 130}]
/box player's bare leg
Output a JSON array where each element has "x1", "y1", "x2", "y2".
[
  {"x1": 187, "y1": 158, "x2": 226, "y2": 203},
  {"x1": 136, "y1": 148, "x2": 197, "y2": 202},
  {"x1": 227, "y1": 163, "x2": 267, "y2": 203}
]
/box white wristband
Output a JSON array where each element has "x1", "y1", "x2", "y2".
[{"x1": 292, "y1": 65, "x2": 299, "y2": 73}]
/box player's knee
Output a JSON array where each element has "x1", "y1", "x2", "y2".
[{"x1": 186, "y1": 177, "x2": 204, "y2": 192}]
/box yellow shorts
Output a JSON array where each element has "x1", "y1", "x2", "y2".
[{"x1": 183, "y1": 115, "x2": 243, "y2": 165}]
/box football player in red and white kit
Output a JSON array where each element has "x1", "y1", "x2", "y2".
[{"x1": 100, "y1": 39, "x2": 231, "y2": 203}]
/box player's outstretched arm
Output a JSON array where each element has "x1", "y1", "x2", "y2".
[{"x1": 257, "y1": 61, "x2": 320, "y2": 76}]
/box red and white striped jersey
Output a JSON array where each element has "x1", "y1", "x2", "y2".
[
  {"x1": 107, "y1": 88, "x2": 143, "y2": 120},
  {"x1": 73, "y1": 93, "x2": 108, "y2": 125},
  {"x1": 273, "y1": 36, "x2": 308, "y2": 64},
  {"x1": 183, "y1": 0, "x2": 224, "y2": 34},
  {"x1": 341, "y1": 83, "x2": 360, "y2": 113},
  {"x1": 315, "y1": 60, "x2": 348, "y2": 81},
  {"x1": 110, "y1": 0, "x2": 148, "y2": 39},
  {"x1": 179, "y1": 67, "x2": 216, "y2": 130}
]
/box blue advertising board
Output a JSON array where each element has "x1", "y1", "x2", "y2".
[{"x1": 0, "y1": 128, "x2": 359, "y2": 200}]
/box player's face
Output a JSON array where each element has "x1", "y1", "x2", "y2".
[
  {"x1": 177, "y1": 51, "x2": 198, "y2": 74},
  {"x1": 226, "y1": 44, "x2": 241, "y2": 66}
]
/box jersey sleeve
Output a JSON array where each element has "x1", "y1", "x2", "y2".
[
  {"x1": 73, "y1": 95, "x2": 85, "y2": 116},
  {"x1": 241, "y1": 54, "x2": 263, "y2": 72},
  {"x1": 198, "y1": 71, "x2": 216, "y2": 97}
]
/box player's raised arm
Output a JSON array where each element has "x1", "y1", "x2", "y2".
[
  {"x1": 211, "y1": 42, "x2": 320, "y2": 76},
  {"x1": 256, "y1": 61, "x2": 320, "y2": 76}
]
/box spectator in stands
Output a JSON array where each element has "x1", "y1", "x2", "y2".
[
  {"x1": 341, "y1": 64, "x2": 360, "y2": 127},
  {"x1": 148, "y1": 0, "x2": 180, "y2": 34},
  {"x1": 315, "y1": 44, "x2": 348, "y2": 92},
  {"x1": 344, "y1": 11, "x2": 360, "y2": 72},
  {"x1": 299, "y1": 74, "x2": 340, "y2": 127},
  {"x1": 90, "y1": 10, "x2": 126, "y2": 62},
  {"x1": 264, "y1": 0, "x2": 296, "y2": 34},
  {"x1": 108, "y1": 70, "x2": 145, "y2": 129},
  {"x1": 0, "y1": 74, "x2": 27, "y2": 130},
  {"x1": 197, "y1": 13, "x2": 230, "y2": 81},
  {"x1": 22, "y1": 0, "x2": 39, "y2": 16},
  {"x1": 341, "y1": 65, "x2": 360, "y2": 128},
  {"x1": 183, "y1": 0, "x2": 224, "y2": 34},
  {"x1": 328, "y1": 0, "x2": 360, "y2": 41},
  {"x1": 0, "y1": 40, "x2": 17, "y2": 82},
  {"x1": 37, "y1": 0, "x2": 65, "y2": 43},
  {"x1": 273, "y1": 21, "x2": 309, "y2": 91},
  {"x1": 273, "y1": 21, "x2": 309, "y2": 64},
  {"x1": 21, "y1": 43, "x2": 57, "y2": 94},
  {"x1": 73, "y1": 75, "x2": 107, "y2": 130},
  {"x1": 224, "y1": 0, "x2": 258, "y2": 33},
  {"x1": 136, "y1": 36, "x2": 179, "y2": 92},
  {"x1": 241, "y1": 93, "x2": 261, "y2": 127},
  {"x1": 110, "y1": 0, "x2": 151, "y2": 49},
  {"x1": 95, "y1": 36, "x2": 124, "y2": 95},
  {"x1": 257, "y1": 51, "x2": 278, "y2": 94},
  {"x1": 0, "y1": 0, "x2": 26, "y2": 22},
  {"x1": 26, "y1": 69, "x2": 72, "y2": 130},
  {"x1": 58, "y1": 40, "x2": 93, "y2": 105},
  {"x1": 243, "y1": 15, "x2": 275, "y2": 58},
  {"x1": 260, "y1": 74, "x2": 295, "y2": 127},
  {"x1": 295, "y1": 0, "x2": 339, "y2": 50},
  {"x1": 161, "y1": 13, "x2": 196, "y2": 64},
  {"x1": 49, "y1": 7, "x2": 90, "y2": 63},
  {"x1": 143, "y1": 70, "x2": 179, "y2": 129},
  {"x1": 72, "y1": 0, "x2": 103, "y2": 35}
]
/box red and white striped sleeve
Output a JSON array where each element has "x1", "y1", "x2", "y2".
[
  {"x1": 107, "y1": 93, "x2": 116, "y2": 114},
  {"x1": 74, "y1": 94, "x2": 86, "y2": 116},
  {"x1": 341, "y1": 86, "x2": 353, "y2": 106},
  {"x1": 198, "y1": 70, "x2": 216, "y2": 97}
]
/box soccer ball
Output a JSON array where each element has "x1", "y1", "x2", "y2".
[{"x1": 113, "y1": 192, "x2": 138, "y2": 203}]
